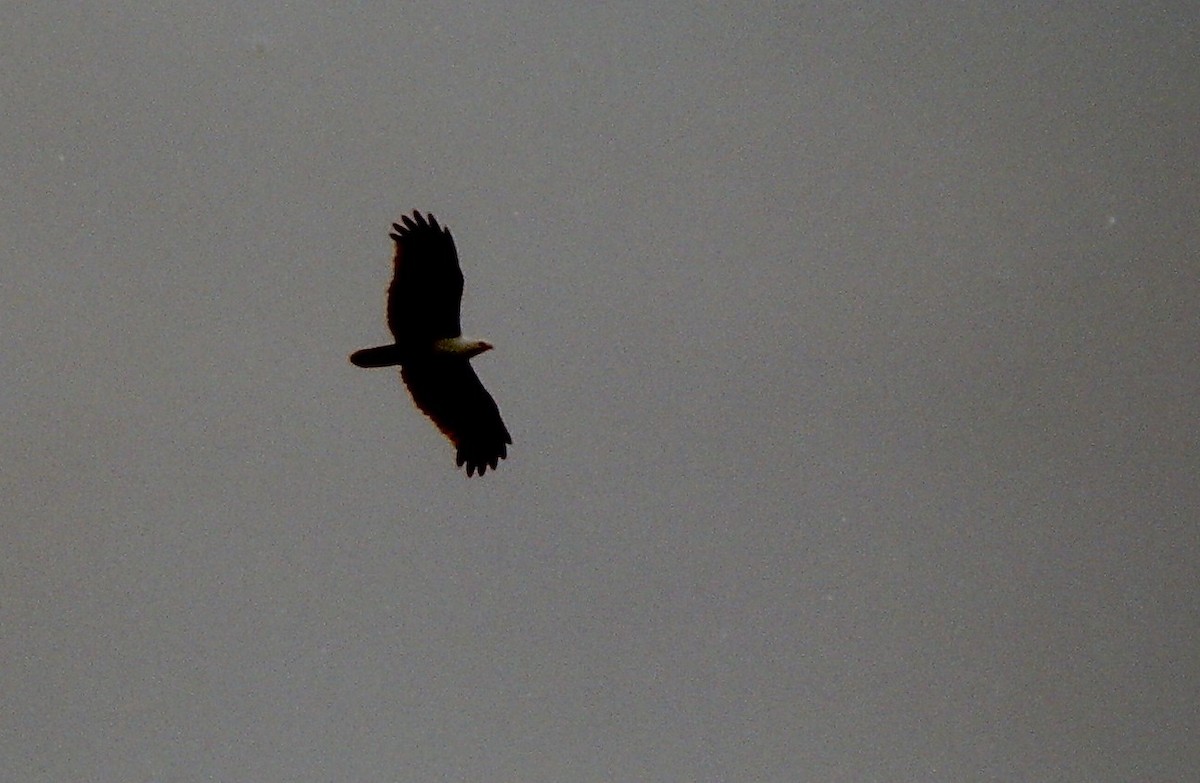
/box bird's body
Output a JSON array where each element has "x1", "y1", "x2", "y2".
[{"x1": 351, "y1": 211, "x2": 511, "y2": 476}]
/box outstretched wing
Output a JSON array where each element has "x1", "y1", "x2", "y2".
[
  {"x1": 401, "y1": 358, "x2": 512, "y2": 476},
  {"x1": 387, "y1": 211, "x2": 463, "y2": 343}
]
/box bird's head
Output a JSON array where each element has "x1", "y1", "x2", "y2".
[
  {"x1": 434, "y1": 336, "x2": 494, "y2": 359},
  {"x1": 468, "y1": 339, "x2": 494, "y2": 358}
]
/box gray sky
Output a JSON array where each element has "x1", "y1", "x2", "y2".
[{"x1": 4, "y1": 4, "x2": 1198, "y2": 781}]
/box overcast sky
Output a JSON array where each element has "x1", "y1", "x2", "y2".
[{"x1": 4, "y1": 4, "x2": 1198, "y2": 781}]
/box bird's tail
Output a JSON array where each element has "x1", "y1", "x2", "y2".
[{"x1": 349, "y1": 345, "x2": 404, "y2": 368}]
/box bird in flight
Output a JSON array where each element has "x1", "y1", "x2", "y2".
[{"x1": 351, "y1": 211, "x2": 511, "y2": 476}]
